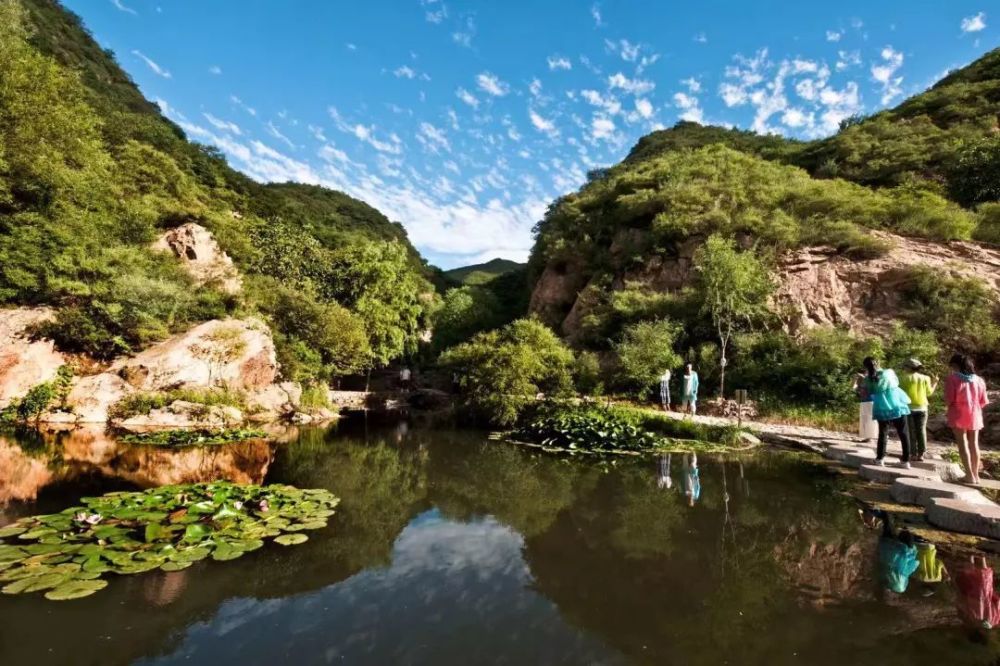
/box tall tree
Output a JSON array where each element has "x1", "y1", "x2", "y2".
[{"x1": 694, "y1": 235, "x2": 773, "y2": 397}]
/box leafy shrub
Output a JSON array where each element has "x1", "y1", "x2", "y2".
[
  {"x1": 299, "y1": 384, "x2": 330, "y2": 409},
  {"x1": 432, "y1": 284, "x2": 503, "y2": 351},
  {"x1": 439, "y1": 318, "x2": 574, "y2": 427},
  {"x1": 897, "y1": 265, "x2": 1000, "y2": 354},
  {"x1": 614, "y1": 319, "x2": 683, "y2": 395},
  {"x1": 573, "y1": 351, "x2": 604, "y2": 397},
  {"x1": 974, "y1": 202, "x2": 1000, "y2": 244},
  {"x1": 513, "y1": 407, "x2": 663, "y2": 452},
  {"x1": 108, "y1": 387, "x2": 247, "y2": 421},
  {"x1": 1, "y1": 365, "x2": 73, "y2": 422},
  {"x1": 118, "y1": 428, "x2": 266, "y2": 448}
]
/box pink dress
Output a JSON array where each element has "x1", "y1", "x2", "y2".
[{"x1": 945, "y1": 373, "x2": 989, "y2": 431}]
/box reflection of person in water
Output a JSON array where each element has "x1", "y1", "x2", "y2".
[
  {"x1": 956, "y1": 555, "x2": 1000, "y2": 630},
  {"x1": 915, "y1": 543, "x2": 946, "y2": 585},
  {"x1": 682, "y1": 453, "x2": 700, "y2": 507},
  {"x1": 657, "y1": 454, "x2": 673, "y2": 490},
  {"x1": 865, "y1": 509, "x2": 918, "y2": 594}
]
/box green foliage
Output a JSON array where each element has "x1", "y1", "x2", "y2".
[
  {"x1": 0, "y1": 365, "x2": 72, "y2": 422},
  {"x1": 299, "y1": 384, "x2": 330, "y2": 409},
  {"x1": 572, "y1": 351, "x2": 604, "y2": 397},
  {"x1": 0, "y1": 482, "x2": 337, "y2": 599},
  {"x1": 947, "y1": 137, "x2": 1000, "y2": 208},
  {"x1": 897, "y1": 265, "x2": 1000, "y2": 354},
  {"x1": 444, "y1": 258, "x2": 525, "y2": 284},
  {"x1": 432, "y1": 284, "x2": 503, "y2": 351},
  {"x1": 439, "y1": 318, "x2": 574, "y2": 427},
  {"x1": 614, "y1": 319, "x2": 683, "y2": 395},
  {"x1": 108, "y1": 387, "x2": 246, "y2": 421},
  {"x1": 975, "y1": 203, "x2": 1000, "y2": 244},
  {"x1": 117, "y1": 428, "x2": 266, "y2": 448}
]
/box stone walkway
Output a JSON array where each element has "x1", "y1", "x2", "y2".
[{"x1": 655, "y1": 407, "x2": 1000, "y2": 541}]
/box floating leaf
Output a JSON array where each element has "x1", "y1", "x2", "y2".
[
  {"x1": 160, "y1": 561, "x2": 192, "y2": 572},
  {"x1": 44, "y1": 579, "x2": 108, "y2": 601},
  {"x1": 0, "y1": 526, "x2": 27, "y2": 538},
  {"x1": 274, "y1": 534, "x2": 308, "y2": 546}
]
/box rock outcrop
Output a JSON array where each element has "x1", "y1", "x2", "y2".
[
  {"x1": 151, "y1": 222, "x2": 242, "y2": 294},
  {"x1": 0, "y1": 307, "x2": 65, "y2": 409},
  {"x1": 530, "y1": 231, "x2": 1000, "y2": 339}
]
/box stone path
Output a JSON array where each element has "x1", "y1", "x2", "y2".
[{"x1": 651, "y1": 408, "x2": 1000, "y2": 541}]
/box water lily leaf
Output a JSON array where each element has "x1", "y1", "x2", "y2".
[
  {"x1": 0, "y1": 526, "x2": 27, "y2": 538},
  {"x1": 144, "y1": 524, "x2": 164, "y2": 543},
  {"x1": 170, "y1": 547, "x2": 210, "y2": 563},
  {"x1": 274, "y1": 534, "x2": 308, "y2": 546},
  {"x1": 18, "y1": 528, "x2": 57, "y2": 540},
  {"x1": 75, "y1": 570, "x2": 103, "y2": 580},
  {"x1": 296, "y1": 522, "x2": 328, "y2": 531},
  {"x1": 160, "y1": 561, "x2": 192, "y2": 572},
  {"x1": 44, "y1": 579, "x2": 108, "y2": 601},
  {"x1": 188, "y1": 501, "x2": 217, "y2": 514},
  {"x1": 3, "y1": 572, "x2": 68, "y2": 594},
  {"x1": 183, "y1": 524, "x2": 211, "y2": 541},
  {"x1": 211, "y1": 545, "x2": 243, "y2": 562}
]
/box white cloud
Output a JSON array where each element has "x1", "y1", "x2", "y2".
[
  {"x1": 230, "y1": 95, "x2": 257, "y2": 117},
  {"x1": 836, "y1": 49, "x2": 861, "y2": 71},
  {"x1": 394, "y1": 65, "x2": 416, "y2": 79},
  {"x1": 416, "y1": 122, "x2": 451, "y2": 153},
  {"x1": 111, "y1": 0, "x2": 136, "y2": 15},
  {"x1": 608, "y1": 72, "x2": 655, "y2": 95},
  {"x1": 528, "y1": 78, "x2": 543, "y2": 97},
  {"x1": 681, "y1": 77, "x2": 701, "y2": 93},
  {"x1": 635, "y1": 98, "x2": 654, "y2": 119},
  {"x1": 208, "y1": 65, "x2": 222, "y2": 75},
  {"x1": 202, "y1": 113, "x2": 241, "y2": 135},
  {"x1": 452, "y1": 16, "x2": 476, "y2": 47},
  {"x1": 346, "y1": 43, "x2": 357, "y2": 51},
  {"x1": 673, "y1": 91, "x2": 704, "y2": 123},
  {"x1": 591, "y1": 3, "x2": 603, "y2": 27},
  {"x1": 131, "y1": 50, "x2": 171, "y2": 79},
  {"x1": 421, "y1": 0, "x2": 448, "y2": 24},
  {"x1": 871, "y1": 46, "x2": 904, "y2": 104},
  {"x1": 266, "y1": 121, "x2": 296, "y2": 150},
  {"x1": 605, "y1": 38, "x2": 640, "y2": 62},
  {"x1": 781, "y1": 108, "x2": 812, "y2": 128},
  {"x1": 961, "y1": 12, "x2": 987, "y2": 33},
  {"x1": 816, "y1": 81, "x2": 861, "y2": 134},
  {"x1": 581, "y1": 89, "x2": 622, "y2": 115},
  {"x1": 591, "y1": 116, "x2": 616, "y2": 141},
  {"x1": 826, "y1": 30, "x2": 842, "y2": 42},
  {"x1": 693, "y1": 32, "x2": 708, "y2": 43},
  {"x1": 456, "y1": 87, "x2": 479, "y2": 108},
  {"x1": 476, "y1": 72, "x2": 510, "y2": 97},
  {"x1": 529, "y1": 109, "x2": 558, "y2": 136},
  {"x1": 547, "y1": 55, "x2": 572, "y2": 71}
]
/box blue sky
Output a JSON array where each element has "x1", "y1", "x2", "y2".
[{"x1": 67, "y1": 1, "x2": 997, "y2": 268}]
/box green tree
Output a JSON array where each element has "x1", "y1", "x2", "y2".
[
  {"x1": 614, "y1": 319, "x2": 683, "y2": 396},
  {"x1": 694, "y1": 235, "x2": 774, "y2": 397},
  {"x1": 439, "y1": 318, "x2": 574, "y2": 427},
  {"x1": 432, "y1": 285, "x2": 502, "y2": 351}
]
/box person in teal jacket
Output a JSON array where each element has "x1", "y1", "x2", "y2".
[
  {"x1": 680, "y1": 363, "x2": 700, "y2": 415},
  {"x1": 862, "y1": 357, "x2": 912, "y2": 467}
]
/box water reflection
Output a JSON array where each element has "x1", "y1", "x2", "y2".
[{"x1": 0, "y1": 419, "x2": 998, "y2": 665}]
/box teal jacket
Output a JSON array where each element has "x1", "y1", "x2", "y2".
[
  {"x1": 682, "y1": 371, "x2": 699, "y2": 399},
  {"x1": 865, "y1": 369, "x2": 911, "y2": 421}
]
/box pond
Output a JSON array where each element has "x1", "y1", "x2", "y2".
[{"x1": 1, "y1": 418, "x2": 998, "y2": 665}]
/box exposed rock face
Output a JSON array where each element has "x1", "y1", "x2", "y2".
[
  {"x1": 773, "y1": 232, "x2": 1000, "y2": 336},
  {"x1": 151, "y1": 222, "x2": 242, "y2": 294},
  {"x1": 113, "y1": 318, "x2": 277, "y2": 393},
  {"x1": 246, "y1": 382, "x2": 303, "y2": 423},
  {"x1": 0, "y1": 307, "x2": 65, "y2": 409},
  {"x1": 530, "y1": 231, "x2": 1000, "y2": 339},
  {"x1": 65, "y1": 373, "x2": 133, "y2": 424}
]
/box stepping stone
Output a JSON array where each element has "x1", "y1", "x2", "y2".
[
  {"x1": 842, "y1": 449, "x2": 899, "y2": 468},
  {"x1": 858, "y1": 464, "x2": 937, "y2": 484},
  {"x1": 927, "y1": 498, "x2": 1000, "y2": 539},
  {"x1": 890, "y1": 477, "x2": 994, "y2": 508},
  {"x1": 823, "y1": 444, "x2": 865, "y2": 462},
  {"x1": 911, "y1": 460, "x2": 966, "y2": 482},
  {"x1": 823, "y1": 438, "x2": 866, "y2": 448}
]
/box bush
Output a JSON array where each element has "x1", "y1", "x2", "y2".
[
  {"x1": 897, "y1": 265, "x2": 1000, "y2": 354},
  {"x1": 108, "y1": 387, "x2": 247, "y2": 421},
  {"x1": 439, "y1": 318, "x2": 574, "y2": 427},
  {"x1": 614, "y1": 319, "x2": 683, "y2": 396},
  {"x1": 118, "y1": 428, "x2": 266, "y2": 448},
  {"x1": 573, "y1": 351, "x2": 604, "y2": 397},
  {"x1": 1, "y1": 365, "x2": 73, "y2": 422}
]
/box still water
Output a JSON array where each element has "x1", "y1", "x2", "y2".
[{"x1": 0, "y1": 418, "x2": 997, "y2": 665}]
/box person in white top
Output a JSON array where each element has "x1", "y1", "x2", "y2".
[
  {"x1": 399, "y1": 367, "x2": 412, "y2": 391},
  {"x1": 659, "y1": 369, "x2": 672, "y2": 411}
]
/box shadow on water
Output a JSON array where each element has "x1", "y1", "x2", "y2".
[{"x1": 0, "y1": 417, "x2": 998, "y2": 665}]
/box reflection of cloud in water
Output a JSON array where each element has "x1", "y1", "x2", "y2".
[{"x1": 144, "y1": 509, "x2": 624, "y2": 665}]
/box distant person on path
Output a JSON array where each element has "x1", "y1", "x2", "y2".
[
  {"x1": 900, "y1": 358, "x2": 938, "y2": 463},
  {"x1": 659, "y1": 369, "x2": 672, "y2": 411},
  {"x1": 682, "y1": 452, "x2": 700, "y2": 507},
  {"x1": 945, "y1": 353, "x2": 989, "y2": 485},
  {"x1": 862, "y1": 357, "x2": 912, "y2": 468},
  {"x1": 399, "y1": 366, "x2": 412, "y2": 392},
  {"x1": 680, "y1": 364, "x2": 699, "y2": 415},
  {"x1": 852, "y1": 372, "x2": 878, "y2": 443}
]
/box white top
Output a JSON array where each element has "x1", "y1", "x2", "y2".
[
  {"x1": 683, "y1": 375, "x2": 694, "y2": 395},
  {"x1": 659, "y1": 370, "x2": 671, "y2": 383},
  {"x1": 400, "y1": 368, "x2": 411, "y2": 381}
]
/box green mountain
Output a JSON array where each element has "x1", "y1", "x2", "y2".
[
  {"x1": 445, "y1": 258, "x2": 526, "y2": 285},
  {"x1": 0, "y1": 0, "x2": 434, "y2": 382}
]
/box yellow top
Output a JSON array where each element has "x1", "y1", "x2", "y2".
[{"x1": 900, "y1": 371, "x2": 933, "y2": 408}]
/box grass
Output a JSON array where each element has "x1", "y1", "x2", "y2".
[
  {"x1": 752, "y1": 402, "x2": 856, "y2": 432},
  {"x1": 109, "y1": 387, "x2": 247, "y2": 421}
]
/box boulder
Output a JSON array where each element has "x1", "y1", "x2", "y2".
[
  {"x1": 858, "y1": 464, "x2": 936, "y2": 484},
  {"x1": 247, "y1": 382, "x2": 303, "y2": 423},
  {"x1": 152, "y1": 223, "x2": 242, "y2": 294},
  {"x1": 0, "y1": 307, "x2": 65, "y2": 409},
  {"x1": 113, "y1": 318, "x2": 277, "y2": 392},
  {"x1": 118, "y1": 401, "x2": 244, "y2": 430},
  {"x1": 60, "y1": 373, "x2": 133, "y2": 424}
]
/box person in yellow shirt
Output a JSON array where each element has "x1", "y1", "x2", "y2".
[{"x1": 899, "y1": 359, "x2": 938, "y2": 462}]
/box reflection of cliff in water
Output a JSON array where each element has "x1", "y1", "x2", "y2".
[{"x1": 0, "y1": 426, "x2": 274, "y2": 508}]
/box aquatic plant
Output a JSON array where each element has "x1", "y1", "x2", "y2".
[
  {"x1": 0, "y1": 482, "x2": 338, "y2": 600},
  {"x1": 513, "y1": 408, "x2": 664, "y2": 452},
  {"x1": 118, "y1": 428, "x2": 267, "y2": 448}
]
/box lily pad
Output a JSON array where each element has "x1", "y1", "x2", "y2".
[
  {"x1": 44, "y1": 579, "x2": 108, "y2": 601},
  {"x1": 274, "y1": 534, "x2": 308, "y2": 546},
  {"x1": 160, "y1": 561, "x2": 192, "y2": 572},
  {"x1": 0, "y1": 525, "x2": 26, "y2": 538}
]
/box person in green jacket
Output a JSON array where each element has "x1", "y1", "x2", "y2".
[
  {"x1": 862, "y1": 357, "x2": 912, "y2": 468},
  {"x1": 899, "y1": 358, "x2": 938, "y2": 463}
]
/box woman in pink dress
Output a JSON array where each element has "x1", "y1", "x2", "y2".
[{"x1": 945, "y1": 353, "x2": 990, "y2": 485}]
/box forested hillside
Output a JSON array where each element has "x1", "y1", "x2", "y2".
[
  {"x1": 0, "y1": 0, "x2": 435, "y2": 384},
  {"x1": 528, "y1": 46, "x2": 1000, "y2": 419}
]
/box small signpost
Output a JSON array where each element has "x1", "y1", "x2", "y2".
[{"x1": 734, "y1": 389, "x2": 749, "y2": 429}]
